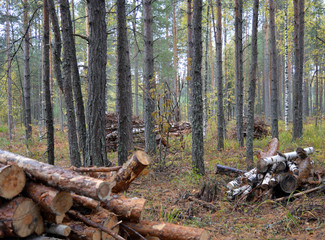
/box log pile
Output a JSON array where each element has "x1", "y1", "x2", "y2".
[
  {"x1": 105, "y1": 113, "x2": 191, "y2": 152},
  {"x1": 0, "y1": 149, "x2": 209, "y2": 240},
  {"x1": 230, "y1": 117, "x2": 269, "y2": 139},
  {"x1": 223, "y1": 138, "x2": 324, "y2": 202}
]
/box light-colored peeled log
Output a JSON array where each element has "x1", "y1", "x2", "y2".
[
  {"x1": 112, "y1": 151, "x2": 151, "y2": 193},
  {"x1": 24, "y1": 181, "x2": 73, "y2": 215},
  {"x1": 122, "y1": 220, "x2": 210, "y2": 240},
  {"x1": 257, "y1": 147, "x2": 314, "y2": 173},
  {"x1": 0, "y1": 149, "x2": 114, "y2": 201},
  {"x1": 67, "y1": 221, "x2": 101, "y2": 240},
  {"x1": 0, "y1": 164, "x2": 26, "y2": 199},
  {"x1": 0, "y1": 197, "x2": 41, "y2": 237},
  {"x1": 44, "y1": 223, "x2": 71, "y2": 237}
]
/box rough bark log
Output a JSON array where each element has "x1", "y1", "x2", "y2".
[
  {"x1": 112, "y1": 151, "x2": 150, "y2": 193},
  {"x1": 67, "y1": 210, "x2": 125, "y2": 240},
  {"x1": 0, "y1": 150, "x2": 114, "y2": 201},
  {"x1": 71, "y1": 166, "x2": 121, "y2": 173},
  {"x1": 44, "y1": 223, "x2": 71, "y2": 237},
  {"x1": 297, "y1": 157, "x2": 312, "y2": 185},
  {"x1": 214, "y1": 164, "x2": 245, "y2": 176},
  {"x1": 24, "y1": 181, "x2": 73, "y2": 215},
  {"x1": 122, "y1": 220, "x2": 210, "y2": 240},
  {"x1": 256, "y1": 138, "x2": 279, "y2": 159},
  {"x1": 67, "y1": 221, "x2": 101, "y2": 240},
  {"x1": 71, "y1": 193, "x2": 146, "y2": 222},
  {"x1": 0, "y1": 197, "x2": 41, "y2": 237},
  {"x1": 0, "y1": 164, "x2": 26, "y2": 199},
  {"x1": 257, "y1": 147, "x2": 314, "y2": 173}
]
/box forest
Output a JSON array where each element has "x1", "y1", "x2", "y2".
[{"x1": 0, "y1": 0, "x2": 324, "y2": 239}]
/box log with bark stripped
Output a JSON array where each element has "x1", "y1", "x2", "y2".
[
  {"x1": 122, "y1": 220, "x2": 210, "y2": 240},
  {"x1": 24, "y1": 181, "x2": 73, "y2": 215},
  {"x1": 0, "y1": 197, "x2": 41, "y2": 237},
  {"x1": 112, "y1": 151, "x2": 151, "y2": 193},
  {"x1": 0, "y1": 164, "x2": 26, "y2": 199},
  {"x1": 67, "y1": 221, "x2": 101, "y2": 240},
  {"x1": 44, "y1": 223, "x2": 71, "y2": 237},
  {"x1": 0, "y1": 149, "x2": 115, "y2": 201}
]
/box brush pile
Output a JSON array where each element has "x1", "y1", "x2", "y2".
[
  {"x1": 224, "y1": 138, "x2": 324, "y2": 202},
  {"x1": 230, "y1": 117, "x2": 269, "y2": 140},
  {"x1": 0, "y1": 150, "x2": 209, "y2": 240},
  {"x1": 105, "y1": 113, "x2": 191, "y2": 152}
]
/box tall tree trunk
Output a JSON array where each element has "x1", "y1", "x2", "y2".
[
  {"x1": 246, "y1": 0, "x2": 259, "y2": 170},
  {"x1": 43, "y1": 0, "x2": 55, "y2": 165},
  {"x1": 284, "y1": 2, "x2": 289, "y2": 131},
  {"x1": 86, "y1": 0, "x2": 109, "y2": 166},
  {"x1": 215, "y1": 0, "x2": 224, "y2": 150},
  {"x1": 173, "y1": 0, "x2": 180, "y2": 122},
  {"x1": 269, "y1": 0, "x2": 278, "y2": 139},
  {"x1": 263, "y1": 4, "x2": 271, "y2": 121},
  {"x1": 292, "y1": 0, "x2": 305, "y2": 141},
  {"x1": 55, "y1": 0, "x2": 81, "y2": 167},
  {"x1": 224, "y1": 15, "x2": 229, "y2": 130},
  {"x1": 132, "y1": 0, "x2": 139, "y2": 117},
  {"x1": 203, "y1": 6, "x2": 209, "y2": 139},
  {"x1": 235, "y1": 0, "x2": 244, "y2": 147},
  {"x1": 190, "y1": 0, "x2": 204, "y2": 175},
  {"x1": 186, "y1": 0, "x2": 193, "y2": 121},
  {"x1": 143, "y1": 0, "x2": 156, "y2": 155},
  {"x1": 6, "y1": 0, "x2": 13, "y2": 140},
  {"x1": 23, "y1": 0, "x2": 32, "y2": 140},
  {"x1": 315, "y1": 56, "x2": 319, "y2": 125},
  {"x1": 117, "y1": 0, "x2": 133, "y2": 165}
]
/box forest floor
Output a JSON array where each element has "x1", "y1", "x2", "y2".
[{"x1": 0, "y1": 118, "x2": 324, "y2": 239}]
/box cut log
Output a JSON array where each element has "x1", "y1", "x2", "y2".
[
  {"x1": 227, "y1": 168, "x2": 257, "y2": 190},
  {"x1": 214, "y1": 164, "x2": 245, "y2": 176},
  {"x1": 67, "y1": 210, "x2": 125, "y2": 240},
  {"x1": 297, "y1": 157, "x2": 312, "y2": 185},
  {"x1": 24, "y1": 181, "x2": 73, "y2": 215},
  {"x1": 71, "y1": 193, "x2": 146, "y2": 222},
  {"x1": 44, "y1": 223, "x2": 71, "y2": 237},
  {"x1": 279, "y1": 173, "x2": 298, "y2": 193},
  {"x1": 0, "y1": 150, "x2": 115, "y2": 201},
  {"x1": 227, "y1": 185, "x2": 252, "y2": 200},
  {"x1": 122, "y1": 220, "x2": 210, "y2": 240},
  {"x1": 103, "y1": 195, "x2": 146, "y2": 222},
  {"x1": 257, "y1": 147, "x2": 314, "y2": 173},
  {"x1": 67, "y1": 221, "x2": 101, "y2": 240},
  {"x1": 112, "y1": 151, "x2": 151, "y2": 193},
  {"x1": 0, "y1": 164, "x2": 26, "y2": 199},
  {"x1": 87, "y1": 209, "x2": 119, "y2": 240},
  {"x1": 256, "y1": 138, "x2": 279, "y2": 159},
  {"x1": 71, "y1": 166, "x2": 122, "y2": 173},
  {"x1": 287, "y1": 161, "x2": 299, "y2": 175},
  {"x1": 0, "y1": 196, "x2": 41, "y2": 237},
  {"x1": 35, "y1": 215, "x2": 44, "y2": 236},
  {"x1": 43, "y1": 213, "x2": 65, "y2": 224},
  {"x1": 261, "y1": 163, "x2": 278, "y2": 189}
]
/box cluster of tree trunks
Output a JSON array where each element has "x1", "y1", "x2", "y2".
[
  {"x1": 105, "y1": 113, "x2": 191, "y2": 152},
  {"x1": 219, "y1": 139, "x2": 324, "y2": 202},
  {"x1": 0, "y1": 149, "x2": 209, "y2": 239}
]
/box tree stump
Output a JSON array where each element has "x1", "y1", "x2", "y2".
[{"x1": 195, "y1": 180, "x2": 218, "y2": 202}]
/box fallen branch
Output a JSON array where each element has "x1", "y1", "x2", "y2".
[{"x1": 274, "y1": 184, "x2": 325, "y2": 202}]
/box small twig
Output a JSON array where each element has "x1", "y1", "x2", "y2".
[
  {"x1": 67, "y1": 210, "x2": 125, "y2": 240},
  {"x1": 274, "y1": 184, "x2": 325, "y2": 202}
]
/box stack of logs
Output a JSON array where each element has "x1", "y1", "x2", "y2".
[
  {"x1": 105, "y1": 113, "x2": 191, "y2": 152},
  {"x1": 223, "y1": 138, "x2": 324, "y2": 202},
  {"x1": 0, "y1": 150, "x2": 209, "y2": 240}
]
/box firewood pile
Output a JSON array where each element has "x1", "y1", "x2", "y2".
[
  {"x1": 222, "y1": 138, "x2": 325, "y2": 202},
  {"x1": 0, "y1": 150, "x2": 209, "y2": 240},
  {"x1": 230, "y1": 117, "x2": 269, "y2": 140},
  {"x1": 105, "y1": 113, "x2": 191, "y2": 152}
]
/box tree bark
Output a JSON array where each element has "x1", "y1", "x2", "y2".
[
  {"x1": 293, "y1": 0, "x2": 305, "y2": 141},
  {"x1": 143, "y1": 0, "x2": 156, "y2": 155},
  {"x1": 24, "y1": 181, "x2": 73, "y2": 215},
  {"x1": 122, "y1": 220, "x2": 210, "y2": 240},
  {"x1": 43, "y1": 0, "x2": 55, "y2": 165},
  {"x1": 86, "y1": 0, "x2": 109, "y2": 166},
  {"x1": 23, "y1": 0, "x2": 32, "y2": 140},
  {"x1": 173, "y1": 0, "x2": 180, "y2": 122},
  {"x1": 117, "y1": 0, "x2": 133, "y2": 165},
  {"x1": 0, "y1": 164, "x2": 26, "y2": 199},
  {"x1": 246, "y1": 0, "x2": 259, "y2": 170},
  {"x1": 235, "y1": 0, "x2": 244, "y2": 147},
  {"x1": 284, "y1": 2, "x2": 289, "y2": 131},
  {"x1": 0, "y1": 150, "x2": 114, "y2": 201},
  {"x1": 269, "y1": 0, "x2": 279, "y2": 139},
  {"x1": 190, "y1": 0, "x2": 204, "y2": 175},
  {"x1": 0, "y1": 197, "x2": 41, "y2": 237},
  {"x1": 186, "y1": 0, "x2": 193, "y2": 122},
  {"x1": 66, "y1": 221, "x2": 101, "y2": 240},
  {"x1": 203, "y1": 5, "x2": 209, "y2": 138}
]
